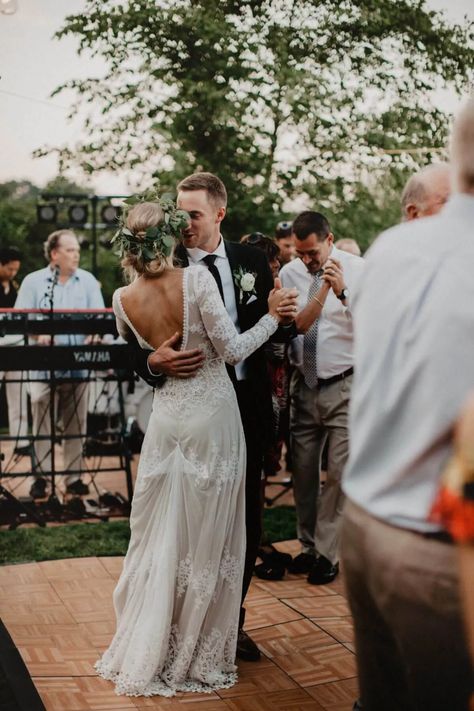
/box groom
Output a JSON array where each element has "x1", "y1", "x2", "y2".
[{"x1": 133, "y1": 172, "x2": 293, "y2": 661}]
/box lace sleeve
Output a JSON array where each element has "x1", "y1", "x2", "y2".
[
  {"x1": 112, "y1": 290, "x2": 133, "y2": 342},
  {"x1": 194, "y1": 267, "x2": 278, "y2": 365}
]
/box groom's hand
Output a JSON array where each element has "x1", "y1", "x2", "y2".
[
  {"x1": 147, "y1": 332, "x2": 205, "y2": 379},
  {"x1": 271, "y1": 277, "x2": 298, "y2": 325}
]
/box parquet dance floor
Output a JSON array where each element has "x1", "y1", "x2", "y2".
[{"x1": 0, "y1": 539, "x2": 358, "y2": 711}]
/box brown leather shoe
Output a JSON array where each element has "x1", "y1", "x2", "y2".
[{"x1": 236, "y1": 629, "x2": 261, "y2": 661}]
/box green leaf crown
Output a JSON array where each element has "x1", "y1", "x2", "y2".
[{"x1": 111, "y1": 190, "x2": 189, "y2": 262}]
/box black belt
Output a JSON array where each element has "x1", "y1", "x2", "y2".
[
  {"x1": 317, "y1": 367, "x2": 353, "y2": 388},
  {"x1": 410, "y1": 529, "x2": 454, "y2": 544}
]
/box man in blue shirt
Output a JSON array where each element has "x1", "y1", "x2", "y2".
[{"x1": 15, "y1": 229, "x2": 104, "y2": 499}]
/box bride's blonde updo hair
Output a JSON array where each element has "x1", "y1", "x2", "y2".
[{"x1": 121, "y1": 202, "x2": 172, "y2": 280}]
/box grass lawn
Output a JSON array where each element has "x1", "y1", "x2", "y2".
[{"x1": 0, "y1": 506, "x2": 296, "y2": 565}]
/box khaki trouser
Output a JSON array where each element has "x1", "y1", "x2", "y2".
[
  {"x1": 29, "y1": 380, "x2": 89, "y2": 485},
  {"x1": 1, "y1": 371, "x2": 29, "y2": 447},
  {"x1": 341, "y1": 500, "x2": 472, "y2": 711},
  {"x1": 289, "y1": 369, "x2": 351, "y2": 564}
]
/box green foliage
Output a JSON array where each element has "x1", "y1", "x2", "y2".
[
  {"x1": 35, "y1": 0, "x2": 473, "y2": 244},
  {"x1": 0, "y1": 181, "x2": 49, "y2": 277},
  {"x1": 112, "y1": 191, "x2": 189, "y2": 262},
  {"x1": 0, "y1": 507, "x2": 296, "y2": 564}
]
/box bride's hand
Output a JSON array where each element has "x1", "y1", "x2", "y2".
[{"x1": 268, "y1": 286, "x2": 299, "y2": 322}]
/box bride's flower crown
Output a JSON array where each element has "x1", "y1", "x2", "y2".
[{"x1": 112, "y1": 191, "x2": 189, "y2": 262}]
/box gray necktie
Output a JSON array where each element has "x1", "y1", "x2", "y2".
[{"x1": 303, "y1": 271, "x2": 323, "y2": 388}]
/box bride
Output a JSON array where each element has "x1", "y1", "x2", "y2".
[{"x1": 95, "y1": 198, "x2": 297, "y2": 697}]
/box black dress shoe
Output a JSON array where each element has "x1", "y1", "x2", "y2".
[
  {"x1": 236, "y1": 629, "x2": 261, "y2": 662},
  {"x1": 29, "y1": 477, "x2": 47, "y2": 499},
  {"x1": 353, "y1": 700, "x2": 364, "y2": 710},
  {"x1": 254, "y1": 561, "x2": 286, "y2": 581},
  {"x1": 307, "y1": 555, "x2": 339, "y2": 585},
  {"x1": 66, "y1": 480, "x2": 90, "y2": 496},
  {"x1": 257, "y1": 545, "x2": 293, "y2": 569},
  {"x1": 287, "y1": 552, "x2": 315, "y2": 575}
]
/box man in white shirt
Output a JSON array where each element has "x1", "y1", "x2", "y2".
[
  {"x1": 15, "y1": 230, "x2": 104, "y2": 499},
  {"x1": 280, "y1": 211, "x2": 364, "y2": 584},
  {"x1": 341, "y1": 101, "x2": 474, "y2": 710}
]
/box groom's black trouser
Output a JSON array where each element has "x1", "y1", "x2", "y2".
[{"x1": 235, "y1": 380, "x2": 265, "y2": 629}]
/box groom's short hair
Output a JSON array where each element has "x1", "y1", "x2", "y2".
[{"x1": 177, "y1": 172, "x2": 227, "y2": 208}]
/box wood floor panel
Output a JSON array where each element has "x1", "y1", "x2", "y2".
[
  {"x1": 313, "y1": 618, "x2": 354, "y2": 645},
  {"x1": 283, "y1": 596, "x2": 351, "y2": 619},
  {"x1": 98, "y1": 556, "x2": 125, "y2": 579},
  {"x1": 249, "y1": 619, "x2": 336, "y2": 658},
  {"x1": 217, "y1": 658, "x2": 297, "y2": 698},
  {"x1": 0, "y1": 581, "x2": 63, "y2": 606},
  {"x1": 32, "y1": 676, "x2": 122, "y2": 711},
  {"x1": 39, "y1": 557, "x2": 110, "y2": 581},
  {"x1": 61, "y1": 593, "x2": 116, "y2": 624},
  {"x1": 51, "y1": 577, "x2": 116, "y2": 599},
  {"x1": 133, "y1": 693, "x2": 225, "y2": 709},
  {"x1": 271, "y1": 646, "x2": 357, "y2": 688},
  {"x1": 0, "y1": 560, "x2": 48, "y2": 585},
  {"x1": 254, "y1": 579, "x2": 337, "y2": 599},
  {"x1": 306, "y1": 677, "x2": 359, "y2": 711},
  {"x1": 0, "y1": 601, "x2": 76, "y2": 625},
  {"x1": 222, "y1": 688, "x2": 326, "y2": 710},
  {"x1": 244, "y1": 597, "x2": 303, "y2": 629}
]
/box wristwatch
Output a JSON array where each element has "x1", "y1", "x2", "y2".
[{"x1": 336, "y1": 288, "x2": 348, "y2": 301}]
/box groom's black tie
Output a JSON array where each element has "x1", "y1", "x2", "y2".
[{"x1": 202, "y1": 254, "x2": 225, "y2": 304}]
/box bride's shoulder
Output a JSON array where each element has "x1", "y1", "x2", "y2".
[{"x1": 112, "y1": 286, "x2": 125, "y2": 307}]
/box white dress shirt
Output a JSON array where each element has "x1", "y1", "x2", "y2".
[
  {"x1": 343, "y1": 194, "x2": 474, "y2": 531},
  {"x1": 280, "y1": 245, "x2": 364, "y2": 378},
  {"x1": 187, "y1": 238, "x2": 246, "y2": 380},
  {"x1": 14, "y1": 266, "x2": 105, "y2": 379}
]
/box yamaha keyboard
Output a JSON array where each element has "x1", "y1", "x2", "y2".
[
  {"x1": 0, "y1": 343, "x2": 133, "y2": 371},
  {"x1": 0, "y1": 309, "x2": 135, "y2": 371},
  {"x1": 0, "y1": 308, "x2": 119, "y2": 337}
]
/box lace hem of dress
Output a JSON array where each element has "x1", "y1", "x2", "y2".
[{"x1": 94, "y1": 659, "x2": 238, "y2": 698}]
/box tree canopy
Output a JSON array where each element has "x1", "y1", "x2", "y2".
[{"x1": 38, "y1": 0, "x2": 474, "y2": 246}]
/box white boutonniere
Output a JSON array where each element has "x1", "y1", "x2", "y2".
[{"x1": 233, "y1": 266, "x2": 257, "y2": 304}]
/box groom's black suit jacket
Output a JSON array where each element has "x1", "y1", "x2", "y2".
[{"x1": 132, "y1": 239, "x2": 280, "y2": 443}]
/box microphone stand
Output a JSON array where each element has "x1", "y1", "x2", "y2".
[{"x1": 46, "y1": 265, "x2": 60, "y2": 508}]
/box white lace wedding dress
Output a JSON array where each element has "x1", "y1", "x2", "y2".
[{"x1": 95, "y1": 265, "x2": 278, "y2": 697}]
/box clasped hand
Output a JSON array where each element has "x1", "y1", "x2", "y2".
[
  {"x1": 268, "y1": 277, "x2": 299, "y2": 324},
  {"x1": 322, "y1": 257, "x2": 345, "y2": 295}
]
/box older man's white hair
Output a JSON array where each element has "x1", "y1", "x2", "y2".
[
  {"x1": 400, "y1": 163, "x2": 451, "y2": 220},
  {"x1": 450, "y1": 98, "x2": 474, "y2": 194}
]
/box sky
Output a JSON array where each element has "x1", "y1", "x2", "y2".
[{"x1": 0, "y1": 0, "x2": 473, "y2": 195}]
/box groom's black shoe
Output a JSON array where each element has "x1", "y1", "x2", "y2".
[{"x1": 236, "y1": 629, "x2": 261, "y2": 662}]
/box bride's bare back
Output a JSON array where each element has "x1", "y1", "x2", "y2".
[{"x1": 118, "y1": 269, "x2": 184, "y2": 349}]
